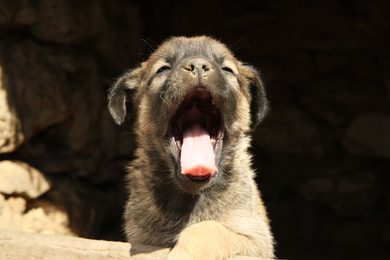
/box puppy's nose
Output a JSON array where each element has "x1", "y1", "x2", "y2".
[{"x1": 183, "y1": 58, "x2": 212, "y2": 77}]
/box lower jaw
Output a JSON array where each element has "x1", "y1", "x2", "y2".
[
  {"x1": 174, "y1": 171, "x2": 218, "y2": 194},
  {"x1": 185, "y1": 170, "x2": 218, "y2": 181}
]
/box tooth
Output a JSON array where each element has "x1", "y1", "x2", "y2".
[
  {"x1": 176, "y1": 140, "x2": 182, "y2": 149},
  {"x1": 211, "y1": 138, "x2": 216, "y2": 149}
]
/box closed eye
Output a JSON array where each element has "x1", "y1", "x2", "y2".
[
  {"x1": 156, "y1": 66, "x2": 171, "y2": 74},
  {"x1": 222, "y1": 67, "x2": 234, "y2": 74}
]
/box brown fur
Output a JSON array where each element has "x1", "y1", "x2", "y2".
[{"x1": 108, "y1": 36, "x2": 274, "y2": 259}]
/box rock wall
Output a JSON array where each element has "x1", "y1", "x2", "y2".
[
  {"x1": 0, "y1": 0, "x2": 389, "y2": 259},
  {"x1": 0, "y1": 0, "x2": 141, "y2": 240}
]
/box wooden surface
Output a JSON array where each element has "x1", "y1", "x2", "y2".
[{"x1": 0, "y1": 229, "x2": 274, "y2": 259}]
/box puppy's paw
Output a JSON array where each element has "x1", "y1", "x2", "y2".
[{"x1": 167, "y1": 221, "x2": 239, "y2": 260}]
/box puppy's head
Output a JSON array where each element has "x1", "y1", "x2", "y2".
[{"x1": 108, "y1": 36, "x2": 268, "y2": 194}]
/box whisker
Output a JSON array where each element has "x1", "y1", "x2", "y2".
[{"x1": 142, "y1": 38, "x2": 158, "y2": 54}]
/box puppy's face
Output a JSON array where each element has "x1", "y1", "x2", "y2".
[{"x1": 108, "y1": 36, "x2": 268, "y2": 194}]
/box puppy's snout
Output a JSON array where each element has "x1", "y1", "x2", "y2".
[{"x1": 183, "y1": 58, "x2": 212, "y2": 77}]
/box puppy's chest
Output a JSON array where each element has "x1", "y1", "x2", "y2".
[
  {"x1": 171, "y1": 194, "x2": 225, "y2": 225},
  {"x1": 140, "y1": 192, "x2": 224, "y2": 226}
]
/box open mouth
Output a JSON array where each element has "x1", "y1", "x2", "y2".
[{"x1": 170, "y1": 88, "x2": 224, "y2": 182}]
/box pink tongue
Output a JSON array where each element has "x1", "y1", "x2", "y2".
[{"x1": 181, "y1": 123, "x2": 218, "y2": 176}]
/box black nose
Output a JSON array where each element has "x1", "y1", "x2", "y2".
[{"x1": 183, "y1": 58, "x2": 212, "y2": 76}]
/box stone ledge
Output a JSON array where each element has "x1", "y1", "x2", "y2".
[{"x1": 0, "y1": 229, "x2": 271, "y2": 259}]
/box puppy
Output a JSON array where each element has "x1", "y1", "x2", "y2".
[{"x1": 108, "y1": 36, "x2": 274, "y2": 259}]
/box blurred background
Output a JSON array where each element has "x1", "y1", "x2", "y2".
[{"x1": 0, "y1": 0, "x2": 389, "y2": 259}]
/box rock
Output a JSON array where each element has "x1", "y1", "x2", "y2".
[
  {"x1": 0, "y1": 0, "x2": 36, "y2": 28},
  {"x1": 343, "y1": 113, "x2": 390, "y2": 158},
  {"x1": 297, "y1": 176, "x2": 334, "y2": 201},
  {"x1": 13, "y1": 0, "x2": 37, "y2": 26},
  {"x1": 0, "y1": 229, "x2": 266, "y2": 260},
  {"x1": 0, "y1": 194, "x2": 26, "y2": 230},
  {"x1": 388, "y1": 191, "x2": 390, "y2": 217},
  {"x1": 30, "y1": 0, "x2": 104, "y2": 44},
  {"x1": 0, "y1": 229, "x2": 131, "y2": 260},
  {"x1": 0, "y1": 39, "x2": 70, "y2": 153},
  {"x1": 295, "y1": 79, "x2": 366, "y2": 126},
  {"x1": 253, "y1": 105, "x2": 324, "y2": 157},
  {"x1": 0, "y1": 74, "x2": 24, "y2": 153},
  {"x1": 297, "y1": 171, "x2": 378, "y2": 217},
  {"x1": 0, "y1": 161, "x2": 50, "y2": 199},
  {"x1": 30, "y1": 175, "x2": 124, "y2": 238},
  {"x1": 47, "y1": 54, "x2": 104, "y2": 153},
  {"x1": 333, "y1": 219, "x2": 380, "y2": 246},
  {"x1": 0, "y1": 193, "x2": 74, "y2": 236},
  {"x1": 0, "y1": 1, "x2": 13, "y2": 27},
  {"x1": 22, "y1": 204, "x2": 74, "y2": 236}
]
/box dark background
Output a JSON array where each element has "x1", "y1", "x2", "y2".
[{"x1": 0, "y1": 0, "x2": 389, "y2": 259}]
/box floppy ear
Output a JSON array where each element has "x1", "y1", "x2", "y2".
[
  {"x1": 242, "y1": 65, "x2": 269, "y2": 128},
  {"x1": 108, "y1": 69, "x2": 140, "y2": 125}
]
